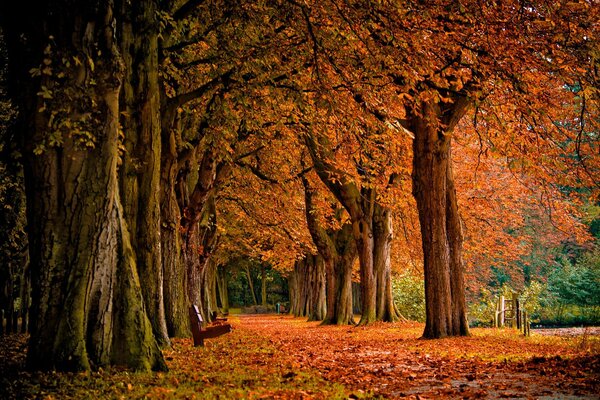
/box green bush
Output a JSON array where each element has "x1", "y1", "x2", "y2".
[{"x1": 392, "y1": 273, "x2": 425, "y2": 322}]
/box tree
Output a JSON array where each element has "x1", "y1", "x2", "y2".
[
  {"x1": 0, "y1": 1, "x2": 165, "y2": 370},
  {"x1": 272, "y1": 0, "x2": 598, "y2": 337},
  {"x1": 301, "y1": 172, "x2": 357, "y2": 325}
]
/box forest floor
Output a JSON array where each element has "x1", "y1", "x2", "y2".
[{"x1": 1, "y1": 314, "x2": 599, "y2": 399}]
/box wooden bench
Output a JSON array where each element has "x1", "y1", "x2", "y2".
[{"x1": 189, "y1": 305, "x2": 232, "y2": 347}]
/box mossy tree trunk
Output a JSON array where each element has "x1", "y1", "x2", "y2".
[
  {"x1": 1, "y1": 0, "x2": 165, "y2": 371},
  {"x1": 119, "y1": 0, "x2": 169, "y2": 347}
]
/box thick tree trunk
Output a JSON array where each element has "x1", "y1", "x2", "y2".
[
  {"x1": 2, "y1": 0, "x2": 166, "y2": 371},
  {"x1": 374, "y1": 204, "x2": 400, "y2": 322},
  {"x1": 289, "y1": 255, "x2": 326, "y2": 320},
  {"x1": 411, "y1": 104, "x2": 468, "y2": 338},
  {"x1": 330, "y1": 251, "x2": 355, "y2": 325},
  {"x1": 288, "y1": 266, "x2": 299, "y2": 315},
  {"x1": 119, "y1": 0, "x2": 168, "y2": 347},
  {"x1": 19, "y1": 261, "x2": 30, "y2": 333}
]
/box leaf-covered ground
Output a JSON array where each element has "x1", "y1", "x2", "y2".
[{"x1": 1, "y1": 314, "x2": 599, "y2": 399}]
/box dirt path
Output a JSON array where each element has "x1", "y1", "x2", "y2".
[{"x1": 237, "y1": 314, "x2": 600, "y2": 399}]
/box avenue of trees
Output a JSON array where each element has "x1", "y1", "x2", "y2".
[{"x1": 0, "y1": 0, "x2": 598, "y2": 371}]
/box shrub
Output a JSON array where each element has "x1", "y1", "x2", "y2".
[{"x1": 392, "y1": 273, "x2": 425, "y2": 322}]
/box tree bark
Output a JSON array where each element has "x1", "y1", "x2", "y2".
[
  {"x1": 19, "y1": 260, "x2": 30, "y2": 333},
  {"x1": 201, "y1": 258, "x2": 219, "y2": 320},
  {"x1": 410, "y1": 100, "x2": 469, "y2": 338},
  {"x1": 216, "y1": 267, "x2": 230, "y2": 313},
  {"x1": 261, "y1": 264, "x2": 267, "y2": 306},
  {"x1": 374, "y1": 203, "x2": 401, "y2": 322},
  {"x1": 289, "y1": 255, "x2": 326, "y2": 320},
  {"x1": 301, "y1": 175, "x2": 355, "y2": 325},
  {"x1": 446, "y1": 146, "x2": 470, "y2": 336},
  {"x1": 353, "y1": 186, "x2": 377, "y2": 325},
  {"x1": 160, "y1": 138, "x2": 189, "y2": 336},
  {"x1": 119, "y1": 0, "x2": 169, "y2": 347},
  {"x1": 308, "y1": 254, "x2": 327, "y2": 321},
  {"x1": 245, "y1": 265, "x2": 259, "y2": 306},
  {"x1": 1, "y1": 0, "x2": 166, "y2": 371}
]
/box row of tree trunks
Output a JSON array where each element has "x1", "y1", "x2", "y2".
[
  {"x1": 1, "y1": 0, "x2": 240, "y2": 371},
  {"x1": 1, "y1": 0, "x2": 167, "y2": 371},
  {"x1": 288, "y1": 255, "x2": 326, "y2": 321},
  {"x1": 304, "y1": 135, "x2": 399, "y2": 325}
]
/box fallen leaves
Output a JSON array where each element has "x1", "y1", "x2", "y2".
[{"x1": 0, "y1": 315, "x2": 598, "y2": 399}]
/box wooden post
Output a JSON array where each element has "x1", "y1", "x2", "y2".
[
  {"x1": 499, "y1": 295, "x2": 505, "y2": 327},
  {"x1": 516, "y1": 298, "x2": 521, "y2": 330}
]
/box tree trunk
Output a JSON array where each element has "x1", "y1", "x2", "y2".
[
  {"x1": 19, "y1": 260, "x2": 30, "y2": 333},
  {"x1": 160, "y1": 142, "x2": 189, "y2": 337},
  {"x1": 446, "y1": 147, "x2": 470, "y2": 336},
  {"x1": 308, "y1": 254, "x2": 327, "y2": 321},
  {"x1": 288, "y1": 267, "x2": 299, "y2": 315},
  {"x1": 2, "y1": 0, "x2": 166, "y2": 371},
  {"x1": 411, "y1": 102, "x2": 454, "y2": 339},
  {"x1": 330, "y1": 249, "x2": 356, "y2": 325},
  {"x1": 245, "y1": 265, "x2": 259, "y2": 306},
  {"x1": 355, "y1": 213, "x2": 377, "y2": 325},
  {"x1": 261, "y1": 264, "x2": 267, "y2": 306},
  {"x1": 373, "y1": 204, "x2": 400, "y2": 322},
  {"x1": 119, "y1": 0, "x2": 168, "y2": 347},
  {"x1": 216, "y1": 268, "x2": 230, "y2": 314},
  {"x1": 184, "y1": 225, "x2": 203, "y2": 310},
  {"x1": 288, "y1": 255, "x2": 325, "y2": 320},
  {"x1": 5, "y1": 266, "x2": 14, "y2": 333},
  {"x1": 353, "y1": 282, "x2": 362, "y2": 315},
  {"x1": 301, "y1": 175, "x2": 354, "y2": 325},
  {"x1": 201, "y1": 258, "x2": 219, "y2": 321}
]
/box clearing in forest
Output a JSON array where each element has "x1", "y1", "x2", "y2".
[{"x1": 1, "y1": 314, "x2": 599, "y2": 399}]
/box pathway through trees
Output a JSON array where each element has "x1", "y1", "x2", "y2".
[{"x1": 1, "y1": 314, "x2": 598, "y2": 399}]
